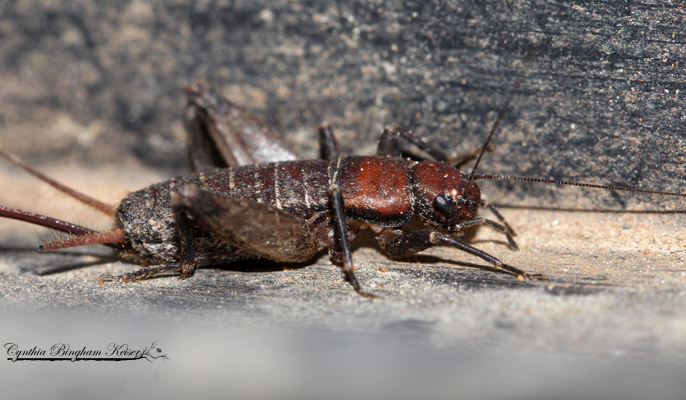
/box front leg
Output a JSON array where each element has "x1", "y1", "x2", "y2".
[
  {"x1": 376, "y1": 228, "x2": 544, "y2": 280},
  {"x1": 448, "y1": 217, "x2": 519, "y2": 252}
]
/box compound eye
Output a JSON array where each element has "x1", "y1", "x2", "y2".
[{"x1": 433, "y1": 193, "x2": 456, "y2": 220}]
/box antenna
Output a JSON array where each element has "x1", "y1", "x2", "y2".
[
  {"x1": 474, "y1": 174, "x2": 686, "y2": 198},
  {"x1": 0, "y1": 148, "x2": 117, "y2": 216}
]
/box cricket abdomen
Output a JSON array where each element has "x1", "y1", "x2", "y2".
[
  {"x1": 116, "y1": 160, "x2": 332, "y2": 266},
  {"x1": 198, "y1": 160, "x2": 331, "y2": 218}
]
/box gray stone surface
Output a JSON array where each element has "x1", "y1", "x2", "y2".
[{"x1": 1, "y1": 1, "x2": 686, "y2": 399}]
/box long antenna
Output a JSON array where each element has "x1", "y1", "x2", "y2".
[
  {"x1": 0, "y1": 147, "x2": 117, "y2": 216},
  {"x1": 474, "y1": 174, "x2": 686, "y2": 198},
  {"x1": 465, "y1": 47, "x2": 537, "y2": 193}
]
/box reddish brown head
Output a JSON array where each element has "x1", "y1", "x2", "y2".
[{"x1": 410, "y1": 161, "x2": 481, "y2": 227}]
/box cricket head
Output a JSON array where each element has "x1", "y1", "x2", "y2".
[{"x1": 410, "y1": 161, "x2": 481, "y2": 228}]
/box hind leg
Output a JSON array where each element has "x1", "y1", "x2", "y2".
[
  {"x1": 185, "y1": 80, "x2": 298, "y2": 171},
  {"x1": 101, "y1": 182, "x2": 319, "y2": 282}
]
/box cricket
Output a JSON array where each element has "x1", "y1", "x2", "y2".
[{"x1": 1, "y1": 74, "x2": 685, "y2": 296}]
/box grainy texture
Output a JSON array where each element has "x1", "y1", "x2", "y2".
[{"x1": 1, "y1": 1, "x2": 686, "y2": 399}]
